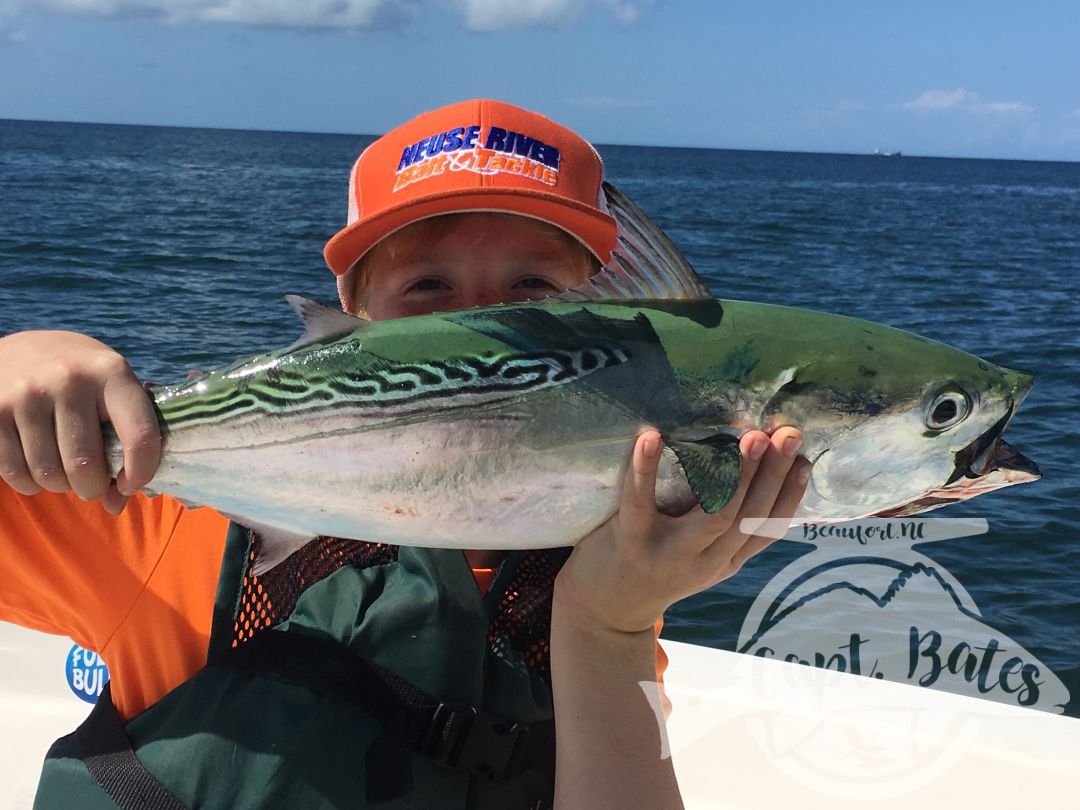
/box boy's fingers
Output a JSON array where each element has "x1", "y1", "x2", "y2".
[
  {"x1": 760, "y1": 456, "x2": 812, "y2": 537},
  {"x1": 103, "y1": 376, "x2": 161, "y2": 496},
  {"x1": 629, "y1": 431, "x2": 661, "y2": 509},
  {"x1": 0, "y1": 416, "x2": 40, "y2": 495},
  {"x1": 725, "y1": 457, "x2": 813, "y2": 572},
  {"x1": 55, "y1": 396, "x2": 110, "y2": 501},
  {"x1": 102, "y1": 484, "x2": 129, "y2": 516},
  {"x1": 14, "y1": 400, "x2": 71, "y2": 493},
  {"x1": 617, "y1": 431, "x2": 662, "y2": 542},
  {"x1": 735, "y1": 428, "x2": 803, "y2": 538}
]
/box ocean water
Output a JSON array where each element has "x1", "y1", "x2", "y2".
[{"x1": 2, "y1": 120, "x2": 1078, "y2": 716}]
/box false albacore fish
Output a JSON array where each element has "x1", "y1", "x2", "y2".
[{"x1": 106, "y1": 184, "x2": 1039, "y2": 574}]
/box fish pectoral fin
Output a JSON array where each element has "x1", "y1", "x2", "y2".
[
  {"x1": 235, "y1": 519, "x2": 317, "y2": 576},
  {"x1": 285, "y1": 295, "x2": 368, "y2": 349},
  {"x1": 666, "y1": 434, "x2": 742, "y2": 514}
]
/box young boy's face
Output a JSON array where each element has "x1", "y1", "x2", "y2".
[{"x1": 358, "y1": 213, "x2": 595, "y2": 321}]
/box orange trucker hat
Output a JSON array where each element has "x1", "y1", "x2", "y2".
[{"x1": 324, "y1": 99, "x2": 617, "y2": 310}]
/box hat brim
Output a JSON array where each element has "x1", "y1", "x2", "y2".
[{"x1": 323, "y1": 187, "x2": 617, "y2": 278}]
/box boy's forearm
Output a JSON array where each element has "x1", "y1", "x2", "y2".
[{"x1": 550, "y1": 602, "x2": 683, "y2": 810}]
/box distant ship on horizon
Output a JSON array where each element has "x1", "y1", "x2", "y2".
[{"x1": 873, "y1": 148, "x2": 903, "y2": 157}]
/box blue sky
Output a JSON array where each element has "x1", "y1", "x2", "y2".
[{"x1": 1, "y1": 1, "x2": 1079, "y2": 161}]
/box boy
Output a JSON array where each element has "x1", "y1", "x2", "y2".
[{"x1": 0, "y1": 100, "x2": 810, "y2": 809}]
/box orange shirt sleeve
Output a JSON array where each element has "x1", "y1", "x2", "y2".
[
  {"x1": 0, "y1": 487, "x2": 229, "y2": 720},
  {"x1": 102, "y1": 496, "x2": 229, "y2": 720},
  {"x1": 654, "y1": 616, "x2": 672, "y2": 719},
  {"x1": 1, "y1": 487, "x2": 177, "y2": 647}
]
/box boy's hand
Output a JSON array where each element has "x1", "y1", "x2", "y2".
[
  {"x1": 0, "y1": 331, "x2": 161, "y2": 514},
  {"x1": 555, "y1": 428, "x2": 811, "y2": 635}
]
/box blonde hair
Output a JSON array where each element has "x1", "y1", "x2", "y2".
[{"x1": 348, "y1": 213, "x2": 600, "y2": 316}]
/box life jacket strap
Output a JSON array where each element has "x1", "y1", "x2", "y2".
[
  {"x1": 212, "y1": 629, "x2": 555, "y2": 803},
  {"x1": 420, "y1": 701, "x2": 554, "y2": 783},
  {"x1": 47, "y1": 682, "x2": 191, "y2": 810}
]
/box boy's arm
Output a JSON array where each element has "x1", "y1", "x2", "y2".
[
  {"x1": 551, "y1": 428, "x2": 810, "y2": 809},
  {"x1": 551, "y1": 606, "x2": 681, "y2": 809}
]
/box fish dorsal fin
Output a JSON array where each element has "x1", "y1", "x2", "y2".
[
  {"x1": 554, "y1": 181, "x2": 713, "y2": 303},
  {"x1": 285, "y1": 295, "x2": 367, "y2": 348}
]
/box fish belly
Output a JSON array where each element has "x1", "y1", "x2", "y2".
[{"x1": 148, "y1": 417, "x2": 691, "y2": 549}]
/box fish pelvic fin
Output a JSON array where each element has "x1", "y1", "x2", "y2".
[
  {"x1": 551, "y1": 182, "x2": 714, "y2": 304},
  {"x1": 235, "y1": 519, "x2": 318, "y2": 576},
  {"x1": 285, "y1": 295, "x2": 368, "y2": 350},
  {"x1": 666, "y1": 433, "x2": 742, "y2": 513}
]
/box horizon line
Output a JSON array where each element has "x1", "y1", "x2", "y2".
[{"x1": 2, "y1": 115, "x2": 1077, "y2": 166}]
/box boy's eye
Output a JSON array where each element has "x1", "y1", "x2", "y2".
[
  {"x1": 512, "y1": 276, "x2": 561, "y2": 291},
  {"x1": 407, "y1": 277, "x2": 451, "y2": 293}
]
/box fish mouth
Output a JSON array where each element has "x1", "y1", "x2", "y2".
[
  {"x1": 945, "y1": 408, "x2": 1015, "y2": 485},
  {"x1": 946, "y1": 375, "x2": 1037, "y2": 487},
  {"x1": 984, "y1": 439, "x2": 1042, "y2": 481},
  {"x1": 875, "y1": 440, "x2": 1041, "y2": 518},
  {"x1": 874, "y1": 379, "x2": 1040, "y2": 518},
  {"x1": 944, "y1": 436, "x2": 1041, "y2": 494}
]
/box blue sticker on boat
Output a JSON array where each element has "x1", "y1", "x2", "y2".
[{"x1": 66, "y1": 644, "x2": 109, "y2": 704}]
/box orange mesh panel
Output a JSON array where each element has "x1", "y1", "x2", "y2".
[
  {"x1": 232, "y1": 539, "x2": 572, "y2": 687},
  {"x1": 487, "y1": 549, "x2": 571, "y2": 683},
  {"x1": 233, "y1": 535, "x2": 398, "y2": 647}
]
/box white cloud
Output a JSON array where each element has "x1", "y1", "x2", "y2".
[
  {"x1": 977, "y1": 100, "x2": 1034, "y2": 115},
  {"x1": 904, "y1": 88, "x2": 971, "y2": 111},
  {"x1": 5, "y1": 0, "x2": 653, "y2": 30},
  {"x1": 903, "y1": 87, "x2": 1033, "y2": 116},
  {"x1": 456, "y1": 0, "x2": 653, "y2": 32},
  {"x1": 606, "y1": 0, "x2": 650, "y2": 25},
  {"x1": 459, "y1": 0, "x2": 579, "y2": 31},
  {"x1": 12, "y1": 1, "x2": 417, "y2": 29}
]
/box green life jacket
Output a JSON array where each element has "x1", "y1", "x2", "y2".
[{"x1": 35, "y1": 524, "x2": 569, "y2": 809}]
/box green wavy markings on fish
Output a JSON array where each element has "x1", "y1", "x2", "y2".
[{"x1": 103, "y1": 183, "x2": 1037, "y2": 573}]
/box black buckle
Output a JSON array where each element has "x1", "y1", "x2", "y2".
[{"x1": 418, "y1": 702, "x2": 531, "y2": 782}]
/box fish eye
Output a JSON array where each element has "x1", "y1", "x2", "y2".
[{"x1": 925, "y1": 389, "x2": 971, "y2": 431}]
